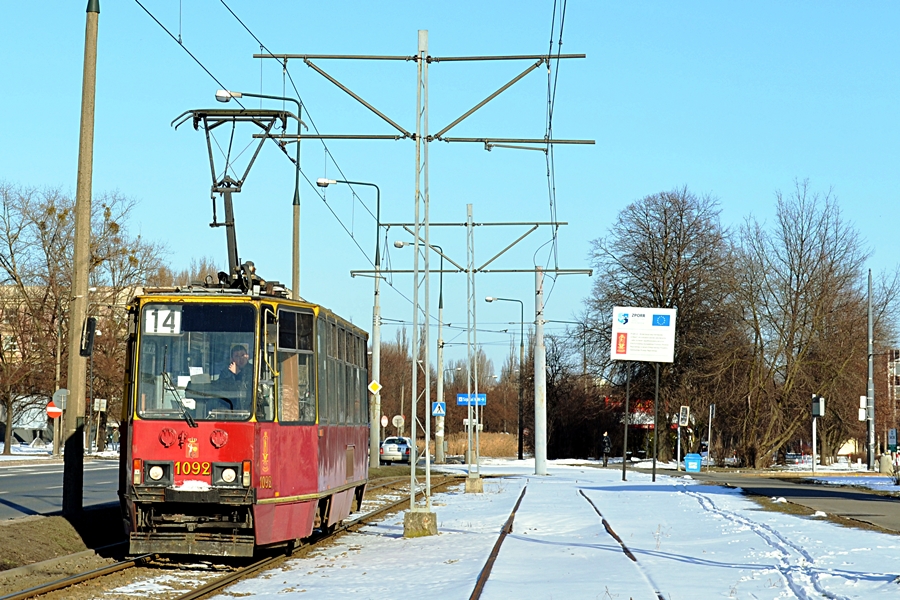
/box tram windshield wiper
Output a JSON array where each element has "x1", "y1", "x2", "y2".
[{"x1": 162, "y1": 345, "x2": 198, "y2": 428}]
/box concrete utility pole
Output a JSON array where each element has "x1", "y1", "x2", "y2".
[
  {"x1": 534, "y1": 267, "x2": 547, "y2": 476},
  {"x1": 63, "y1": 0, "x2": 100, "y2": 517}
]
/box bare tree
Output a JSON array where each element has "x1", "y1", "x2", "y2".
[
  {"x1": 734, "y1": 180, "x2": 893, "y2": 466},
  {"x1": 585, "y1": 187, "x2": 747, "y2": 461},
  {"x1": 0, "y1": 182, "x2": 166, "y2": 453}
]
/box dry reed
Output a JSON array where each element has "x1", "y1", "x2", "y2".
[{"x1": 417, "y1": 432, "x2": 518, "y2": 458}]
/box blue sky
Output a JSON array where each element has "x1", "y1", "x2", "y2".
[{"x1": 2, "y1": 1, "x2": 899, "y2": 373}]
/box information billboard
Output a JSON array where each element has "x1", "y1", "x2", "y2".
[{"x1": 610, "y1": 306, "x2": 677, "y2": 363}]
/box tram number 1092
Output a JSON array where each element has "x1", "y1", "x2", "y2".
[{"x1": 174, "y1": 461, "x2": 212, "y2": 476}]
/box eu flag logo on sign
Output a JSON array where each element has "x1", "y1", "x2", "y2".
[{"x1": 652, "y1": 314, "x2": 671, "y2": 326}]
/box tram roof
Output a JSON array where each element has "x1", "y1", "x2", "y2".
[{"x1": 131, "y1": 286, "x2": 368, "y2": 337}]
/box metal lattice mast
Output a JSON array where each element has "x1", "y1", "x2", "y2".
[
  {"x1": 466, "y1": 204, "x2": 477, "y2": 473},
  {"x1": 421, "y1": 30, "x2": 432, "y2": 509},
  {"x1": 409, "y1": 31, "x2": 425, "y2": 509}
]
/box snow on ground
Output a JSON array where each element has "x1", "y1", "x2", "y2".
[
  {"x1": 0, "y1": 441, "x2": 119, "y2": 461},
  {"x1": 190, "y1": 459, "x2": 900, "y2": 600},
  {"x1": 812, "y1": 475, "x2": 900, "y2": 495},
  {"x1": 0, "y1": 442, "x2": 53, "y2": 460}
]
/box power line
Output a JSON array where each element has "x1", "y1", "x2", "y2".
[
  {"x1": 138, "y1": 0, "x2": 415, "y2": 311},
  {"x1": 541, "y1": 0, "x2": 569, "y2": 306},
  {"x1": 133, "y1": 0, "x2": 244, "y2": 109}
]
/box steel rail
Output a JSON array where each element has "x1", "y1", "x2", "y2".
[
  {"x1": 0, "y1": 552, "x2": 154, "y2": 600},
  {"x1": 580, "y1": 489, "x2": 666, "y2": 600},
  {"x1": 0, "y1": 477, "x2": 435, "y2": 600},
  {"x1": 468, "y1": 485, "x2": 528, "y2": 600},
  {"x1": 174, "y1": 475, "x2": 460, "y2": 600}
]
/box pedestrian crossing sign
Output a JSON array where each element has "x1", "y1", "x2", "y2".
[{"x1": 432, "y1": 401, "x2": 446, "y2": 417}]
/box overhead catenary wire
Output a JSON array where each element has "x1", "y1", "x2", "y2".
[
  {"x1": 133, "y1": 0, "x2": 244, "y2": 110},
  {"x1": 218, "y1": 0, "x2": 378, "y2": 228},
  {"x1": 540, "y1": 0, "x2": 569, "y2": 306},
  {"x1": 215, "y1": 0, "x2": 475, "y2": 326}
]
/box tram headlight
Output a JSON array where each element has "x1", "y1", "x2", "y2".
[
  {"x1": 140, "y1": 461, "x2": 173, "y2": 486},
  {"x1": 212, "y1": 462, "x2": 244, "y2": 487},
  {"x1": 221, "y1": 468, "x2": 237, "y2": 483}
]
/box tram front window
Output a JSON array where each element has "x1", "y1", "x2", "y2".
[{"x1": 136, "y1": 303, "x2": 256, "y2": 421}]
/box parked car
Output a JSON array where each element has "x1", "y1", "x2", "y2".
[{"x1": 380, "y1": 436, "x2": 412, "y2": 465}]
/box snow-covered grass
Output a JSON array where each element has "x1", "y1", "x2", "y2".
[
  {"x1": 0, "y1": 442, "x2": 53, "y2": 460},
  {"x1": 167, "y1": 458, "x2": 900, "y2": 599}
]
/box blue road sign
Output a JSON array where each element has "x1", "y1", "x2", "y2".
[
  {"x1": 432, "y1": 402, "x2": 446, "y2": 417},
  {"x1": 456, "y1": 393, "x2": 486, "y2": 406}
]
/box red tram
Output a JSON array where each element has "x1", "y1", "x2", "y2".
[{"x1": 118, "y1": 275, "x2": 369, "y2": 556}]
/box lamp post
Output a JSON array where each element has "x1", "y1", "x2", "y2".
[
  {"x1": 485, "y1": 296, "x2": 525, "y2": 460},
  {"x1": 395, "y1": 241, "x2": 447, "y2": 462},
  {"x1": 317, "y1": 178, "x2": 381, "y2": 468},
  {"x1": 217, "y1": 90, "x2": 302, "y2": 300}
]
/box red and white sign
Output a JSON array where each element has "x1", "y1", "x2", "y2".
[{"x1": 46, "y1": 401, "x2": 62, "y2": 419}]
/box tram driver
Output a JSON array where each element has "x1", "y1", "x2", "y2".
[{"x1": 217, "y1": 344, "x2": 252, "y2": 411}]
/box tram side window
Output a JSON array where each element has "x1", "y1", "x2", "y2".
[
  {"x1": 277, "y1": 308, "x2": 316, "y2": 424},
  {"x1": 337, "y1": 328, "x2": 347, "y2": 424},
  {"x1": 317, "y1": 317, "x2": 327, "y2": 425},
  {"x1": 347, "y1": 331, "x2": 356, "y2": 423},
  {"x1": 327, "y1": 321, "x2": 338, "y2": 424}
]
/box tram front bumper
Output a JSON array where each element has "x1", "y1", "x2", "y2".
[{"x1": 129, "y1": 531, "x2": 255, "y2": 557}]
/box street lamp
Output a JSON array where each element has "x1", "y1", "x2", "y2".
[
  {"x1": 317, "y1": 178, "x2": 382, "y2": 469},
  {"x1": 217, "y1": 90, "x2": 302, "y2": 300},
  {"x1": 485, "y1": 296, "x2": 525, "y2": 460},
  {"x1": 395, "y1": 240, "x2": 448, "y2": 462}
]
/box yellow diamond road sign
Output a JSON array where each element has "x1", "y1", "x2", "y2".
[{"x1": 367, "y1": 380, "x2": 382, "y2": 395}]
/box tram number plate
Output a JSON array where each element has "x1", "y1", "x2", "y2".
[
  {"x1": 174, "y1": 461, "x2": 211, "y2": 476},
  {"x1": 144, "y1": 306, "x2": 182, "y2": 335},
  {"x1": 259, "y1": 475, "x2": 273, "y2": 489}
]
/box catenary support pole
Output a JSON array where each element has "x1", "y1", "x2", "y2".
[
  {"x1": 534, "y1": 266, "x2": 547, "y2": 475},
  {"x1": 64, "y1": 0, "x2": 100, "y2": 517},
  {"x1": 517, "y1": 305, "x2": 524, "y2": 461}
]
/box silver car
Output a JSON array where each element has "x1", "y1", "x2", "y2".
[{"x1": 380, "y1": 436, "x2": 412, "y2": 465}]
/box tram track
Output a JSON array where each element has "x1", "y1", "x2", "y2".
[
  {"x1": 468, "y1": 485, "x2": 527, "y2": 600},
  {"x1": 579, "y1": 489, "x2": 666, "y2": 600},
  {"x1": 1, "y1": 475, "x2": 459, "y2": 600}
]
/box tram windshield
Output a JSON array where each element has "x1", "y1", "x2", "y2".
[{"x1": 136, "y1": 303, "x2": 256, "y2": 422}]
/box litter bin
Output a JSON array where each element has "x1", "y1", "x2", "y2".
[{"x1": 684, "y1": 453, "x2": 702, "y2": 473}]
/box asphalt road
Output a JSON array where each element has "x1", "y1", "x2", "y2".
[
  {"x1": 688, "y1": 470, "x2": 900, "y2": 533},
  {"x1": 0, "y1": 459, "x2": 120, "y2": 520}
]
